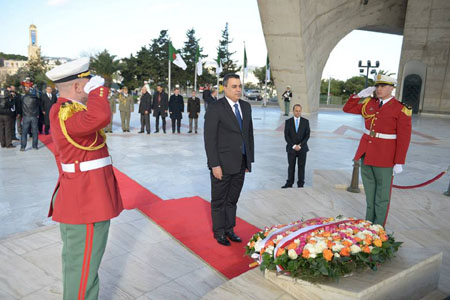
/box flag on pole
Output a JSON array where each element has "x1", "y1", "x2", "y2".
[
  {"x1": 195, "y1": 46, "x2": 203, "y2": 76},
  {"x1": 169, "y1": 42, "x2": 187, "y2": 70},
  {"x1": 265, "y1": 54, "x2": 270, "y2": 82},
  {"x1": 216, "y1": 57, "x2": 222, "y2": 75},
  {"x1": 243, "y1": 45, "x2": 248, "y2": 79}
]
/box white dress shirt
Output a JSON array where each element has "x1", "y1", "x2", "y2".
[{"x1": 225, "y1": 96, "x2": 242, "y2": 119}]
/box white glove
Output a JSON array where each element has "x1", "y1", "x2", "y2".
[
  {"x1": 83, "y1": 76, "x2": 105, "y2": 94},
  {"x1": 393, "y1": 164, "x2": 403, "y2": 175},
  {"x1": 357, "y1": 86, "x2": 376, "y2": 98}
]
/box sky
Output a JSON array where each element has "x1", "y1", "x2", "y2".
[{"x1": 0, "y1": 0, "x2": 403, "y2": 81}]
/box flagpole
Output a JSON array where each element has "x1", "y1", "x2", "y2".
[
  {"x1": 168, "y1": 41, "x2": 171, "y2": 95},
  {"x1": 194, "y1": 62, "x2": 197, "y2": 92},
  {"x1": 263, "y1": 75, "x2": 268, "y2": 107},
  {"x1": 242, "y1": 41, "x2": 245, "y2": 99}
]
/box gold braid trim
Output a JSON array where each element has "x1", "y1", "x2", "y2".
[
  {"x1": 58, "y1": 101, "x2": 107, "y2": 151},
  {"x1": 361, "y1": 97, "x2": 376, "y2": 130}
]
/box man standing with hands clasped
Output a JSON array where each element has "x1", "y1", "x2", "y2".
[
  {"x1": 204, "y1": 73, "x2": 254, "y2": 246},
  {"x1": 282, "y1": 104, "x2": 310, "y2": 188},
  {"x1": 343, "y1": 74, "x2": 412, "y2": 226},
  {"x1": 45, "y1": 58, "x2": 123, "y2": 299}
]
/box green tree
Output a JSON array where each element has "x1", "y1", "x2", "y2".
[
  {"x1": 120, "y1": 54, "x2": 139, "y2": 90},
  {"x1": 377, "y1": 69, "x2": 396, "y2": 76},
  {"x1": 253, "y1": 65, "x2": 273, "y2": 88},
  {"x1": 90, "y1": 49, "x2": 121, "y2": 88},
  {"x1": 148, "y1": 30, "x2": 170, "y2": 88},
  {"x1": 320, "y1": 78, "x2": 345, "y2": 96},
  {"x1": 216, "y1": 23, "x2": 240, "y2": 77},
  {"x1": 343, "y1": 76, "x2": 375, "y2": 97}
]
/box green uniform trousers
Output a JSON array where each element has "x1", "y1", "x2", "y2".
[
  {"x1": 284, "y1": 101, "x2": 290, "y2": 115},
  {"x1": 360, "y1": 157, "x2": 393, "y2": 226},
  {"x1": 54, "y1": 190, "x2": 110, "y2": 300},
  {"x1": 120, "y1": 111, "x2": 131, "y2": 131}
]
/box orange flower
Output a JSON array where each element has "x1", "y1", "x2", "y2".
[
  {"x1": 250, "y1": 241, "x2": 255, "y2": 248},
  {"x1": 260, "y1": 248, "x2": 265, "y2": 255},
  {"x1": 309, "y1": 239, "x2": 317, "y2": 245},
  {"x1": 277, "y1": 248, "x2": 285, "y2": 257},
  {"x1": 353, "y1": 228, "x2": 359, "y2": 234},
  {"x1": 332, "y1": 235, "x2": 341, "y2": 241},
  {"x1": 287, "y1": 242, "x2": 297, "y2": 250},
  {"x1": 380, "y1": 234, "x2": 388, "y2": 242},
  {"x1": 354, "y1": 237, "x2": 362, "y2": 243},
  {"x1": 327, "y1": 241, "x2": 335, "y2": 249},
  {"x1": 264, "y1": 231, "x2": 269, "y2": 237},
  {"x1": 340, "y1": 247, "x2": 350, "y2": 257},
  {"x1": 343, "y1": 240, "x2": 352, "y2": 247},
  {"x1": 364, "y1": 238, "x2": 372, "y2": 246},
  {"x1": 268, "y1": 240, "x2": 274, "y2": 246},
  {"x1": 363, "y1": 246, "x2": 371, "y2": 254},
  {"x1": 323, "y1": 249, "x2": 333, "y2": 261},
  {"x1": 302, "y1": 249, "x2": 310, "y2": 259},
  {"x1": 373, "y1": 239, "x2": 382, "y2": 247},
  {"x1": 323, "y1": 231, "x2": 331, "y2": 238}
]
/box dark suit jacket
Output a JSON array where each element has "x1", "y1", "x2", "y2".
[
  {"x1": 187, "y1": 96, "x2": 200, "y2": 118},
  {"x1": 138, "y1": 92, "x2": 152, "y2": 114},
  {"x1": 284, "y1": 117, "x2": 310, "y2": 153},
  {"x1": 152, "y1": 91, "x2": 169, "y2": 117},
  {"x1": 41, "y1": 93, "x2": 57, "y2": 114},
  {"x1": 204, "y1": 97, "x2": 254, "y2": 174}
]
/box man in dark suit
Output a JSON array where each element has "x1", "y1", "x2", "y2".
[
  {"x1": 152, "y1": 84, "x2": 169, "y2": 133},
  {"x1": 138, "y1": 86, "x2": 152, "y2": 134},
  {"x1": 41, "y1": 86, "x2": 57, "y2": 135},
  {"x1": 204, "y1": 73, "x2": 254, "y2": 246},
  {"x1": 169, "y1": 87, "x2": 184, "y2": 134},
  {"x1": 187, "y1": 90, "x2": 200, "y2": 133},
  {"x1": 203, "y1": 84, "x2": 211, "y2": 111},
  {"x1": 282, "y1": 104, "x2": 310, "y2": 188}
]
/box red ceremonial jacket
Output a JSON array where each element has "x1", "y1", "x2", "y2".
[
  {"x1": 343, "y1": 94, "x2": 412, "y2": 168},
  {"x1": 48, "y1": 86, "x2": 123, "y2": 224}
]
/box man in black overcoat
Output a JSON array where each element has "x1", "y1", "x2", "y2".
[
  {"x1": 152, "y1": 84, "x2": 169, "y2": 133},
  {"x1": 138, "y1": 86, "x2": 152, "y2": 134},
  {"x1": 169, "y1": 87, "x2": 184, "y2": 134}
]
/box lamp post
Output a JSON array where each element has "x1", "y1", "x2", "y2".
[{"x1": 358, "y1": 60, "x2": 379, "y2": 88}]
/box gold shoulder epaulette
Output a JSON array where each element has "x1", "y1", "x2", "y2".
[{"x1": 401, "y1": 105, "x2": 412, "y2": 117}]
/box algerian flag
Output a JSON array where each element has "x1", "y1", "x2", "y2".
[
  {"x1": 169, "y1": 42, "x2": 187, "y2": 70},
  {"x1": 195, "y1": 45, "x2": 203, "y2": 76},
  {"x1": 265, "y1": 54, "x2": 270, "y2": 82},
  {"x1": 243, "y1": 45, "x2": 248, "y2": 79},
  {"x1": 216, "y1": 57, "x2": 222, "y2": 75}
]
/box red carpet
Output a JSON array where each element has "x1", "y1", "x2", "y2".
[{"x1": 39, "y1": 133, "x2": 260, "y2": 279}]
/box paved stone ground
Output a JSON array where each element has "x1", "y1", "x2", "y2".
[{"x1": 0, "y1": 103, "x2": 449, "y2": 299}]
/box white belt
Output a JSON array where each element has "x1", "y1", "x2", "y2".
[
  {"x1": 61, "y1": 156, "x2": 112, "y2": 173},
  {"x1": 364, "y1": 129, "x2": 397, "y2": 140}
]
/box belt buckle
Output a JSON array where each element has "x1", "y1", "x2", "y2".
[{"x1": 370, "y1": 130, "x2": 376, "y2": 138}]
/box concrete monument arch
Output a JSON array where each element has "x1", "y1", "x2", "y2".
[{"x1": 258, "y1": 0, "x2": 450, "y2": 114}]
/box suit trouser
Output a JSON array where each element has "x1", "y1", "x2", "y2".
[
  {"x1": 0, "y1": 115, "x2": 13, "y2": 147},
  {"x1": 360, "y1": 157, "x2": 393, "y2": 226},
  {"x1": 120, "y1": 111, "x2": 131, "y2": 131},
  {"x1": 154, "y1": 112, "x2": 166, "y2": 132},
  {"x1": 38, "y1": 112, "x2": 45, "y2": 133},
  {"x1": 287, "y1": 150, "x2": 307, "y2": 186},
  {"x1": 44, "y1": 113, "x2": 51, "y2": 134},
  {"x1": 140, "y1": 113, "x2": 150, "y2": 133},
  {"x1": 189, "y1": 118, "x2": 198, "y2": 132},
  {"x1": 53, "y1": 190, "x2": 110, "y2": 300},
  {"x1": 11, "y1": 114, "x2": 17, "y2": 138},
  {"x1": 17, "y1": 116, "x2": 22, "y2": 135},
  {"x1": 210, "y1": 155, "x2": 246, "y2": 237},
  {"x1": 171, "y1": 118, "x2": 181, "y2": 133}
]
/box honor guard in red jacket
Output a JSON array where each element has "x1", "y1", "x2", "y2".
[
  {"x1": 46, "y1": 57, "x2": 123, "y2": 300},
  {"x1": 343, "y1": 74, "x2": 412, "y2": 227}
]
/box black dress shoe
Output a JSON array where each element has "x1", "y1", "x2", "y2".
[
  {"x1": 154, "y1": 130, "x2": 159, "y2": 133},
  {"x1": 6, "y1": 144, "x2": 16, "y2": 148},
  {"x1": 297, "y1": 185, "x2": 304, "y2": 188},
  {"x1": 138, "y1": 131, "x2": 144, "y2": 133},
  {"x1": 188, "y1": 130, "x2": 192, "y2": 133},
  {"x1": 225, "y1": 232, "x2": 242, "y2": 243},
  {"x1": 281, "y1": 184, "x2": 292, "y2": 189},
  {"x1": 216, "y1": 235, "x2": 231, "y2": 246}
]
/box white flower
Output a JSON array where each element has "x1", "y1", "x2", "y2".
[
  {"x1": 254, "y1": 239, "x2": 265, "y2": 252},
  {"x1": 294, "y1": 239, "x2": 300, "y2": 245},
  {"x1": 266, "y1": 245, "x2": 274, "y2": 255},
  {"x1": 334, "y1": 253, "x2": 341, "y2": 258},
  {"x1": 370, "y1": 224, "x2": 384, "y2": 232},
  {"x1": 314, "y1": 240, "x2": 328, "y2": 253},
  {"x1": 304, "y1": 243, "x2": 317, "y2": 255},
  {"x1": 288, "y1": 249, "x2": 298, "y2": 260},
  {"x1": 275, "y1": 235, "x2": 284, "y2": 242},
  {"x1": 251, "y1": 253, "x2": 259, "y2": 259},
  {"x1": 309, "y1": 253, "x2": 317, "y2": 258},
  {"x1": 350, "y1": 244, "x2": 361, "y2": 254},
  {"x1": 356, "y1": 232, "x2": 366, "y2": 240},
  {"x1": 332, "y1": 243, "x2": 345, "y2": 252}
]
